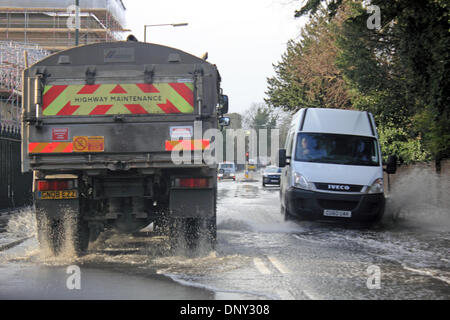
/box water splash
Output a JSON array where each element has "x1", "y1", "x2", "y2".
[
  {"x1": 6, "y1": 207, "x2": 36, "y2": 238},
  {"x1": 386, "y1": 166, "x2": 450, "y2": 231}
]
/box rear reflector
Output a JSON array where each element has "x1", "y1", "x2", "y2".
[
  {"x1": 37, "y1": 180, "x2": 75, "y2": 191},
  {"x1": 175, "y1": 178, "x2": 210, "y2": 188}
]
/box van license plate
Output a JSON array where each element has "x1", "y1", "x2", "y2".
[
  {"x1": 38, "y1": 190, "x2": 78, "y2": 200},
  {"x1": 323, "y1": 210, "x2": 352, "y2": 218}
]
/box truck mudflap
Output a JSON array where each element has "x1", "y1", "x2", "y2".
[{"x1": 169, "y1": 189, "x2": 215, "y2": 217}]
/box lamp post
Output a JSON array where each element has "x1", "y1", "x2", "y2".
[
  {"x1": 75, "y1": 0, "x2": 80, "y2": 46},
  {"x1": 143, "y1": 23, "x2": 188, "y2": 43}
]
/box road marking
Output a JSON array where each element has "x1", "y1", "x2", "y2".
[
  {"x1": 401, "y1": 264, "x2": 450, "y2": 285},
  {"x1": 302, "y1": 290, "x2": 320, "y2": 300},
  {"x1": 253, "y1": 257, "x2": 271, "y2": 275},
  {"x1": 267, "y1": 256, "x2": 290, "y2": 274},
  {"x1": 275, "y1": 289, "x2": 295, "y2": 300}
]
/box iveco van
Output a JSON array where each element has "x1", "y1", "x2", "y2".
[{"x1": 278, "y1": 108, "x2": 397, "y2": 223}]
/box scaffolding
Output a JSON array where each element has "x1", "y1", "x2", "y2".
[
  {"x1": 0, "y1": 0, "x2": 128, "y2": 52},
  {"x1": 0, "y1": 1, "x2": 128, "y2": 128},
  {"x1": 0, "y1": 41, "x2": 50, "y2": 128}
]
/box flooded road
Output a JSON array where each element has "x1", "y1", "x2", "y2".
[{"x1": 0, "y1": 172, "x2": 449, "y2": 299}]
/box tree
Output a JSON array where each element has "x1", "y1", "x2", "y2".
[
  {"x1": 242, "y1": 103, "x2": 279, "y2": 130},
  {"x1": 266, "y1": 5, "x2": 351, "y2": 112},
  {"x1": 293, "y1": 0, "x2": 450, "y2": 166}
]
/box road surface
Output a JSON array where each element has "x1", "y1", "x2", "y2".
[{"x1": 0, "y1": 172, "x2": 449, "y2": 299}]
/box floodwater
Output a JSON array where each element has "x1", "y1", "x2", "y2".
[{"x1": 0, "y1": 170, "x2": 449, "y2": 300}]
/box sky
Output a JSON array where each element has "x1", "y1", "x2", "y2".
[{"x1": 123, "y1": 0, "x2": 307, "y2": 114}]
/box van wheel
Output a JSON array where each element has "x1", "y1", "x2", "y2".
[{"x1": 281, "y1": 204, "x2": 293, "y2": 222}]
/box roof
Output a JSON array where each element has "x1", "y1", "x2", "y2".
[
  {"x1": 30, "y1": 41, "x2": 211, "y2": 67},
  {"x1": 298, "y1": 108, "x2": 375, "y2": 137}
]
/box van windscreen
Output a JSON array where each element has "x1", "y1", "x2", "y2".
[{"x1": 295, "y1": 133, "x2": 379, "y2": 166}]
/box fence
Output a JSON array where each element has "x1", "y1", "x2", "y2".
[{"x1": 0, "y1": 124, "x2": 32, "y2": 211}]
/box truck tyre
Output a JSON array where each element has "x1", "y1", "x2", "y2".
[
  {"x1": 36, "y1": 211, "x2": 89, "y2": 256},
  {"x1": 36, "y1": 213, "x2": 64, "y2": 255},
  {"x1": 168, "y1": 191, "x2": 217, "y2": 253},
  {"x1": 182, "y1": 217, "x2": 216, "y2": 252},
  {"x1": 73, "y1": 218, "x2": 90, "y2": 256}
]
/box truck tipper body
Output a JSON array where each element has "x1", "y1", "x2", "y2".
[{"x1": 21, "y1": 41, "x2": 228, "y2": 255}]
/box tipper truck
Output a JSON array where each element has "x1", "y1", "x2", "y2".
[{"x1": 21, "y1": 40, "x2": 229, "y2": 255}]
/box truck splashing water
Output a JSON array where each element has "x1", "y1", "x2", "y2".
[{"x1": 21, "y1": 40, "x2": 230, "y2": 257}]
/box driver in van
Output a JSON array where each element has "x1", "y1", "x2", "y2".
[{"x1": 301, "y1": 137, "x2": 314, "y2": 158}]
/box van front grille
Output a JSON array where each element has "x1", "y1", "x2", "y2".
[
  {"x1": 315, "y1": 183, "x2": 363, "y2": 192},
  {"x1": 317, "y1": 199, "x2": 358, "y2": 211}
]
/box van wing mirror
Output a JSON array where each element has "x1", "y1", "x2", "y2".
[
  {"x1": 219, "y1": 95, "x2": 229, "y2": 114},
  {"x1": 278, "y1": 149, "x2": 287, "y2": 168},
  {"x1": 385, "y1": 155, "x2": 397, "y2": 174}
]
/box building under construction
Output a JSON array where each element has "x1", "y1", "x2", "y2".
[
  {"x1": 0, "y1": 0, "x2": 127, "y2": 127},
  {"x1": 0, "y1": 0, "x2": 127, "y2": 52}
]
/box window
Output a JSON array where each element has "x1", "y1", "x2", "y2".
[
  {"x1": 286, "y1": 130, "x2": 295, "y2": 157},
  {"x1": 294, "y1": 133, "x2": 379, "y2": 166}
]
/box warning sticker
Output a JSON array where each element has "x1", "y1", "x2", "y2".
[
  {"x1": 52, "y1": 128, "x2": 69, "y2": 141},
  {"x1": 170, "y1": 126, "x2": 193, "y2": 140},
  {"x1": 73, "y1": 136, "x2": 104, "y2": 153},
  {"x1": 87, "y1": 136, "x2": 104, "y2": 152},
  {"x1": 73, "y1": 136, "x2": 89, "y2": 152}
]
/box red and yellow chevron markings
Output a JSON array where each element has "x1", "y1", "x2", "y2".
[
  {"x1": 165, "y1": 140, "x2": 210, "y2": 151},
  {"x1": 28, "y1": 142, "x2": 73, "y2": 154},
  {"x1": 29, "y1": 136, "x2": 105, "y2": 154},
  {"x1": 42, "y1": 82, "x2": 194, "y2": 116}
]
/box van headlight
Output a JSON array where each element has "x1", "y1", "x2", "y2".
[
  {"x1": 368, "y1": 178, "x2": 384, "y2": 194},
  {"x1": 293, "y1": 172, "x2": 312, "y2": 190}
]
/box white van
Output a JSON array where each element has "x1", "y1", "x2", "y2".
[{"x1": 279, "y1": 108, "x2": 397, "y2": 224}]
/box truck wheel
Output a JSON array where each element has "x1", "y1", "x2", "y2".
[
  {"x1": 183, "y1": 217, "x2": 216, "y2": 251},
  {"x1": 168, "y1": 217, "x2": 216, "y2": 253},
  {"x1": 36, "y1": 212, "x2": 89, "y2": 256},
  {"x1": 36, "y1": 213, "x2": 64, "y2": 255},
  {"x1": 153, "y1": 217, "x2": 170, "y2": 235},
  {"x1": 168, "y1": 187, "x2": 217, "y2": 254},
  {"x1": 74, "y1": 218, "x2": 90, "y2": 256}
]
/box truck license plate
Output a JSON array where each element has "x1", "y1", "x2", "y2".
[
  {"x1": 38, "y1": 190, "x2": 78, "y2": 200},
  {"x1": 323, "y1": 210, "x2": 352, "y2": 218}
]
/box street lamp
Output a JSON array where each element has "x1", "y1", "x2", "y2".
[{"x1": 144, "y1": 23, "x2": 189, "y2": 43}]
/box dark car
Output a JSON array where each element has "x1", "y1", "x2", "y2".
[{"x1": 262, "y1": 166, "x2": 282, "y2": 187}]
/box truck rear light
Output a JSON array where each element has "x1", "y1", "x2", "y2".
[
  {"x1": 37, "y1": 180, "x2": 76, "y2": 191},
  {"x1": 174, "y1": 178, "x2": 210, "y2": 188}
]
